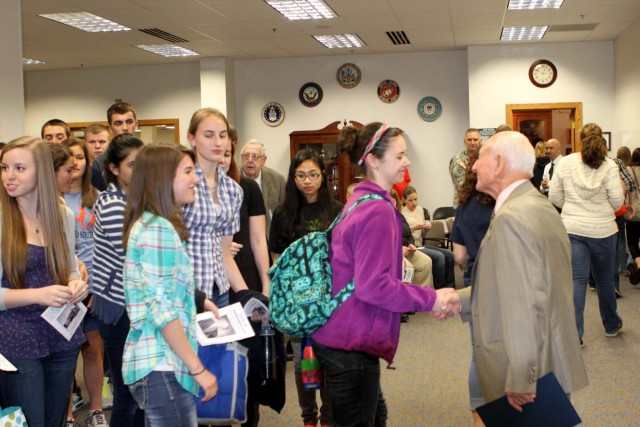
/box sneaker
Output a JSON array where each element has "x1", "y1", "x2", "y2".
[
  {"x1": 71, "y1": 392, "x2": 84, "y2": 412},
  {"x1": 86, "y1": 410, "x2": 109, "y2": 427},
  {"x1": 615, "y1": 288, "x2": 623, "y2": 299},
  {"x1": 589, "y1": 285, "x2": 596, "y2": 291},
  {"x1": 101, "y1": 377, "x2": 113, "y2": 410},
  {"x1": 65, "y1": 420, "x2": 80, "y2": 427},
  {"x1": 605, "y1": 322, "x2": 623, "y2": 338},
  {"x1": 579, "y1": 339, "x2": 584, "y2": 348}
]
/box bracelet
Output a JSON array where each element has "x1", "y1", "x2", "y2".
[{"x1": 189, "y1": 366, "x2": 206, "y2": 376}]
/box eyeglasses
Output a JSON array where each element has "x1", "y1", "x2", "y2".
[
  {"x1": 294, "y1": 171, "x2": 321, "y2": 181},
  {"x1": 241, "y1": 153, "x2": 265, "y2": 161}
]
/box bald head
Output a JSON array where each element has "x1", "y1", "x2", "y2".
[
  {"x1": 545, "y1": 138, "x2": 562, "y2": 160},
  {"x1": 472, "y1": 131, "x2": 534, "y2": 199}
]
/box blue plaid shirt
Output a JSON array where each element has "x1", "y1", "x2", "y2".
[
  {"x1": 122, "y1": 212, "x2": 198, "y2": 395},
  {"x1": 183, "y1": 164, "x2": 242, "y2": 299}
]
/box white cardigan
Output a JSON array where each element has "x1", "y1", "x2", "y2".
[
  {"x1": 549, "y1": 154, "x2": 624, "y2": 239},
  {"x1": 0, "y1": 206, "x2": 79, "y2": 311}
]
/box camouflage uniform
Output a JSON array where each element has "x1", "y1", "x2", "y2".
[{"x1": 449, "y1": 149, "x2": 472, "y2": 208}]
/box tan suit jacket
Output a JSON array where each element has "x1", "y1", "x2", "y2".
[
  {"x1": 459, "y1": 182, "x2": 588, "y2": 402},
  {"x1": 259, "y1": 166, "x2": 286, "y2": 234}
]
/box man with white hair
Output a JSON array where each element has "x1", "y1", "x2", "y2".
[
  {"x1": 453, "y1": 131, "x2": 588, "y2": 414},
  {"x1": 240, "y1": 139, "x2": 285, "y2": 233}
]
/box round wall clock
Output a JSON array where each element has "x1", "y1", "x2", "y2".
[
  {"x1": 529, "y1": 59, "x2": 557, "y2": 88},
  {"x1": 378, "y1": 80, "x2": 400, "y2": 103},
  {"x1": 417, "y1": 96, "x2": 442, "y2": 122},
  {"x1": 262, "y1": 102, "x2": 285, "y2": 127},
  {"x1": 299, "y1": 82, "x2": 323, "y2": 107},
  {"x1": 336, "y1": 63, "x2": 361, "y2": 89}
]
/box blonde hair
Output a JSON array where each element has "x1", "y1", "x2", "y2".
[{"x1": 0, "y1": 137, "x2": 71, "y2": 289}]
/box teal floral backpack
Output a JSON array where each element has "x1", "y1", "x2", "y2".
[{"x1": 268, "y1": 194, "x2": 383, "y2": 337}]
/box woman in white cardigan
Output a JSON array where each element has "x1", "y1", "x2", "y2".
[{"x1": 549, "y1": 123, "x2": 625, "y2": 345}]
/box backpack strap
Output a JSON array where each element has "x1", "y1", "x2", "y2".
[{"x1": 326, "y1": 193, "x2": 386, "y2": 233}]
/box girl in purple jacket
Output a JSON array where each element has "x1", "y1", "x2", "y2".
[{"x1": 312, "y1": 122, "x2": 456, "y2": 427}]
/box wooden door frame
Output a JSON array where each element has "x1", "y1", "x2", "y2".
[
  {"x1": 506, "y1": 102, "x2": 582, "y2": 152},
  {"x1": 68, "y1": 118, "x2": 181, "y2": 144}
]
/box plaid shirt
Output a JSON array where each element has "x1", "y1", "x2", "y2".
[
  {"x1": 183, "y1": 164, "x2": 243, "y2": 299},
  {"x1": 612, "y1": 157, "x2": 637, "y2": 192},
  {"x1": 122, "y1": 212, "x2": 198, "y2": 395}
]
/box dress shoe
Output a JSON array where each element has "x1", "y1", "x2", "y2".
[{"x1": 630, "y1": 265, "x2": 640, "y2": 285}]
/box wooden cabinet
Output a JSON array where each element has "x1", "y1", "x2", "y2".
[{"x1": 289, "y1": 121, "x2": 362, "y2": 203}]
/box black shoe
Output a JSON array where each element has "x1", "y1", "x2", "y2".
[
  {"x1": 615, "y1": 288, "x2": 623, "y2": 298},
  {"x1": 401, "y1": 313, "x2": 410, "y2": 323},
  {"x1": 630, "y1": 266, "x2": 640, "y2": 285}
]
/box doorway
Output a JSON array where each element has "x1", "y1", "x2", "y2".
[{"x1": 506, "y1": 102, "x2": 583, "y2": 153}]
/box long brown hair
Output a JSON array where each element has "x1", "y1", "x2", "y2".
[
  {"x1": 227, "y1": 125, "x2": 240, "y2": 183},
  {"x1": 63, "y1": 138, "x2": 98, "y2": 208},
  {"x1": 1, "y1": 137, "x2": 71, "y2": 289},
  {"x1": 123, "y1": 143, "x2": 196, "y2": 250},
  {"x1": 457, "y1": 157, "x2": 495, "y2": 206},
  {"x1": 580, "y1": 123, "x2": 607, "y2": 169}
]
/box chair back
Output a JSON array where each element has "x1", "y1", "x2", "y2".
[
  {"x1": 424, "y1": 220, "x2": 447, "y2": 247},
  {"x1": 445, "y1": 217, "x2": 454, "y2": 233},
  {"x1": 433, "y1": 206, "x2": 455, "y2": 220}
]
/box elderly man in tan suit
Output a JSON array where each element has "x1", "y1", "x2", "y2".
[
  {"x1": 240, "y1": 139, "x2": 286, "y2": 234},
  {"x1": 453, "y1": 131, "x2": 588, "y2": 417}
]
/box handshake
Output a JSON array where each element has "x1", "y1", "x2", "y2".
[{"x1": 431, "y1": 288, "x2": 461, "y2": 321}]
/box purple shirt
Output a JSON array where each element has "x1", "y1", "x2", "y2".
[{"x1": 313, "y1": 181, "x2": 437, "y2": 364}]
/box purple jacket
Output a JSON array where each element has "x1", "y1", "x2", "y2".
[{"x1": 313, "y1": 181, "x2": 437, "y2": 364}]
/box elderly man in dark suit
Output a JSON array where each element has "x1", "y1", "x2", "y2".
[
  {"x1": 240, "y1": 139, "x2": 285, "y2": 234},
  {"x1": 453, "y1": 131, "x2": 588, "y2": 414}
]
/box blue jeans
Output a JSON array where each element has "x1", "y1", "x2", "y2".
[
  {"x1": 129, "y1": 371, "x2": 197, "y2": 427},
  {"x1": 96, "y1": 315, "x2": 145, "y2": 427},
  {"x1": 211, "y1": 285, "x2": 230, "y2": 308},
  {"x1": 312, "y1": 341, "x2": 387, "y2": 427},
  {"x1": 570, "y1": 234, "x2": 622, "y2": 339},
  {"x1": 0, "y1": 346, "x2": 80, "y2": 427},
  {"x1": 418, "y1": 246, "x2": 455, "y2": 288},
  {"x1": 616, "y1": 215, "x2": 627, "y2": 274}
]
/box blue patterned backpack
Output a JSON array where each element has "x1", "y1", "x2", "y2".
[{"x1": 268, "y1": 194, "x2": 383, "y2": 337}]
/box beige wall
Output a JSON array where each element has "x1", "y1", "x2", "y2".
[{"x1": 615, "y1": 18, "x2": 640, "y2": 151}]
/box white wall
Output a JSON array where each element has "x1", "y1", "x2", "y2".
[
  {"x1": 234, "y1": 51, "x2": 470, "y2": 212},
  {"x1": 468, "y1": 41, "x2": 615, "y2": 146},
  {"x1": 24, "y1": 62, "x2": 201, "y2": 143},
  {"x1": 614, "y1": 18, "x2": 640, "y2": 150}
]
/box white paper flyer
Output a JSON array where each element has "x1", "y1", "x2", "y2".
[
  {"x1": 196, "y1": 302, "x2": 255, "y2": 346},
  {"x1": 41, "y1": 302, "x2": 87, "y2": 341}
]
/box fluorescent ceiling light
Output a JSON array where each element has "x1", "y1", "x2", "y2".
[
  {"x1": 501, "y1": 26, "x2": 549, "y2": 41},
  {"x1": 38, "y1": 12, "x2": 131, "y2": 32},
  {"x1": 507, "y1": 0, "x2": 564, "y2": 10},
  {"x1": 23, "y1": 58, "x2": 45, "y2": 65},
  {"x1": 135, "y1": 44, "x2": 200, "y2": 57},
  {"x1": 314, "y1": 34, "x2": 365, "y2": 49},
  {"x1": 265, "y1": 0, "x2": 336, "y2": 20}
]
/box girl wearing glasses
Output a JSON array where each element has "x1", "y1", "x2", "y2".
[{"x1": 269, "y1": 149, "x2": 342, "y2": 427}]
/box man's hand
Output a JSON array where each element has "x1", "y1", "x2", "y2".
[
  {"x1": 431, "y1": 288, "x2": 460, "y2": 321},
  {"x1": 505, "y1": 388, "x2": 536, "y2": 412}
]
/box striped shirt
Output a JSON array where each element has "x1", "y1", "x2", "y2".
[
  {"x1": 183, "y1": 164, "x2": 242, "y2": 300},
  {"x1": 122, "y1": 212, "x2": 198, "y2": 395},
  {"x1": 92, "y1": 183, "x2": 127, "y2": 325}
]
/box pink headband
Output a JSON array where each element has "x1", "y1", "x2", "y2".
[{"x1": 357, "y1": 124, "x2": 389, "y2": 166}]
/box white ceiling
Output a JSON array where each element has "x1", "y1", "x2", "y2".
[{"x1": 20, "y1": 0, "x2": 640, "y2": 70}]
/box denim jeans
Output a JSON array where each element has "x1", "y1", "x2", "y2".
[
  {"x1": 616, "y1": 215, "x2": 627, "y2": 274},
  {"x1": 129, "y1": 371, "x2": 197, "y2": 427},
  {"x1": 418, "y1": 246, "x2": 455, "y2": 288},
  {"x1": 292, "y1": 338, "x2": 333, "y2": 426},
  {"x1": 312, "y1": 341, "x2": 387, "y2": 427},
  {"x1": 96, "y1": 315, "x2": 145, "y2": 427},
  {"x1": 570, "y1": 233, "x2": 622, "y2": 339},
  {"x1": 0, "y1": 346, "x2": 80, "y2": 427}
]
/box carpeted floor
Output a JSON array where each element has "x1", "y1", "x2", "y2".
[{"x1": 75, "y1": 273, "x2": 640, "y2": 426}]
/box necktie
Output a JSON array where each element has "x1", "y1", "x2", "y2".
[{"x1": 549, "y1": 161, "x2": 555, "y2": 179}]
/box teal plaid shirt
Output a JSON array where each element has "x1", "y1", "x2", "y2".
[{"x1": 122, "y1": 212, "x2": 198, "y2": 395}]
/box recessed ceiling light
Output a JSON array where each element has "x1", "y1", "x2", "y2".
[
  {"x1": 507, "y1": 0, "x2": 564, "y2": 10},
  {"x1": 314, "y1": 34, "x2": 365, "y2": 49},
  {"x1": 135, "y1": 44, "x2": 200, "y2": 57},
  {"x1": 501, "y1": 26, "x2": 549, "y2": 41},
  {"x1": 38, "y1": 12, "x2": 131, "y2": 32},
  {"x1": 22, "y1": 58, "x2": 46, "y2": 65},
  {"x1": 265, "y1": 0, "x2": 336, "y2": 20}
]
